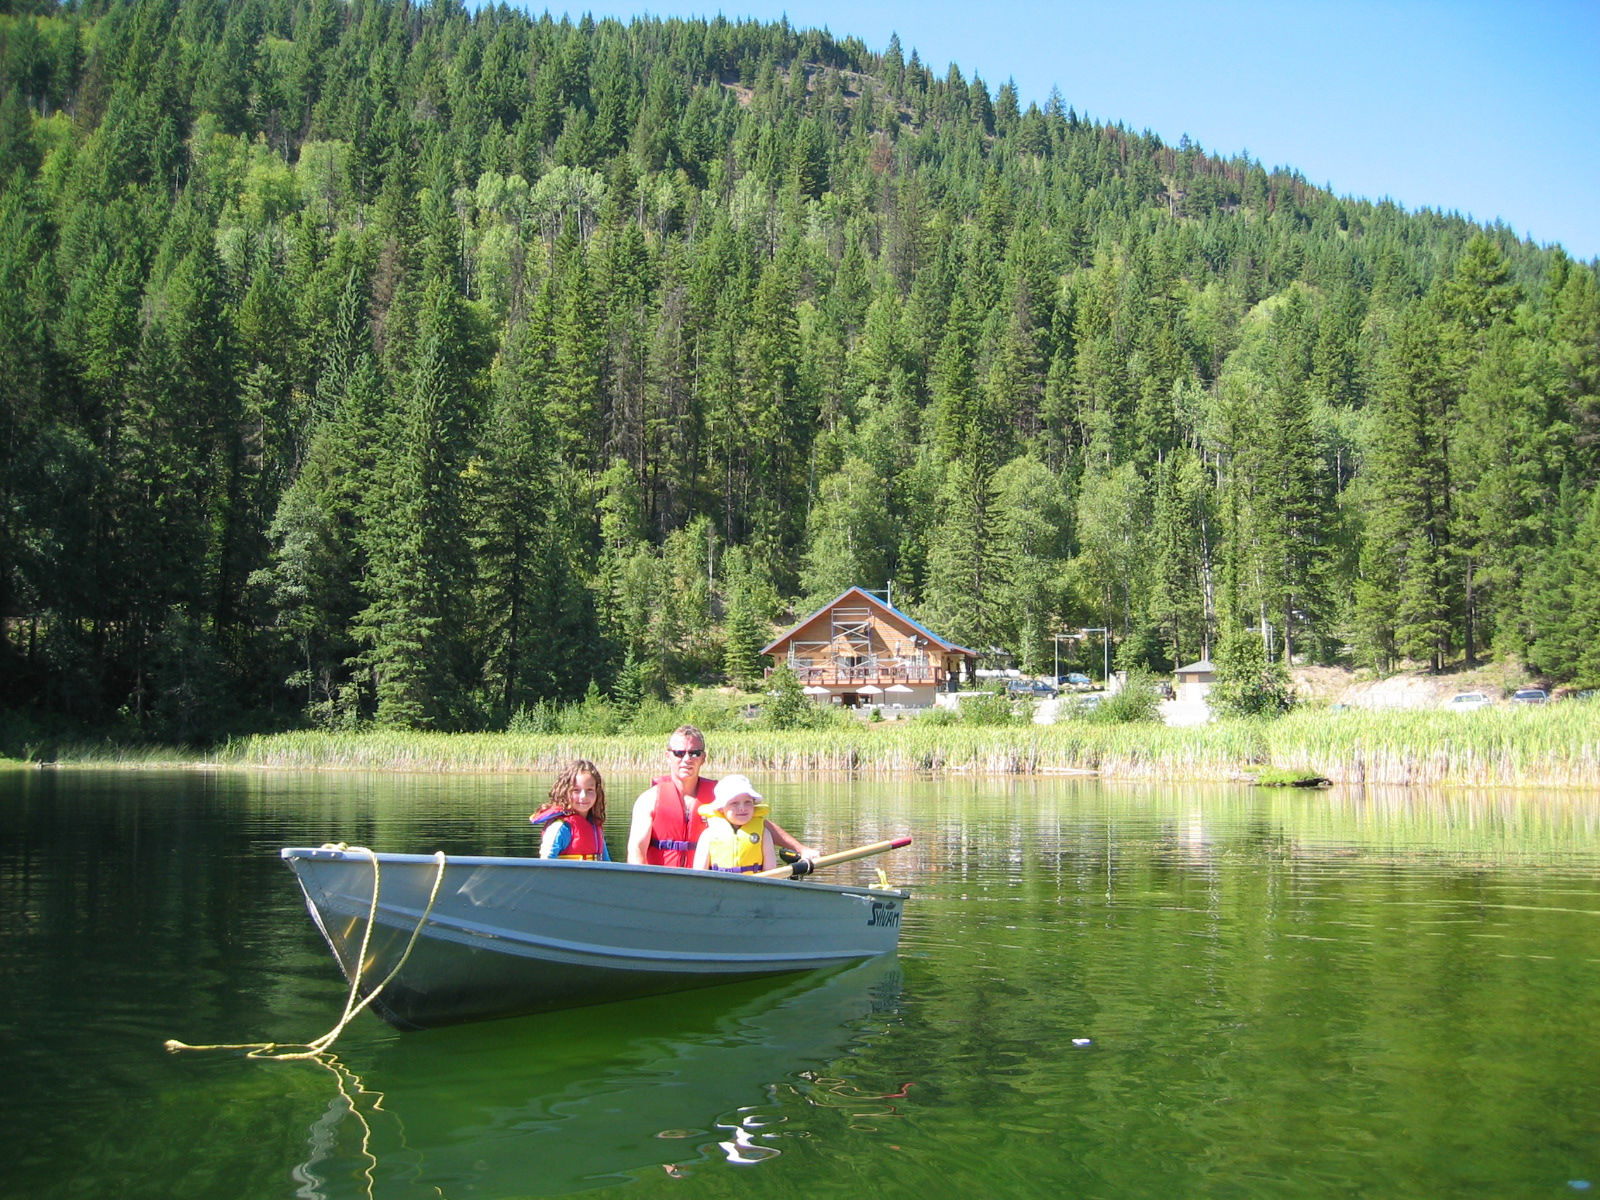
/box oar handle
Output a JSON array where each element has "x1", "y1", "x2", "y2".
[{"x1": 756, "y1": 836, "x2": 912, "y2": 879}]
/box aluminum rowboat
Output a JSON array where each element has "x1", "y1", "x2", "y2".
[{"x1": 281, "y1": 846, "x2": 908, "y2": 1030}]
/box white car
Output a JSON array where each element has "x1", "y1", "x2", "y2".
[
  {"x1": 1067, "y1": 693, "x2": 1104, "y2": 716},
  {"x1": 1446, "y1": 691, "x2": 1492, "y2": 711}
]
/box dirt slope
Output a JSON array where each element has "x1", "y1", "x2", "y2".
[{"x1": 1291, "y1": 664, "x2": 1542, "y2": 710}]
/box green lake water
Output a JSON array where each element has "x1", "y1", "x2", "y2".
[{"x1": 3, "y1": 768, "x2": 1599, "y2": 1199}]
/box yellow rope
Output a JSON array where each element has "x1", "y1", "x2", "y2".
[{"x1": 165, "y1": 848, "x2": 449, "y2": 1060}]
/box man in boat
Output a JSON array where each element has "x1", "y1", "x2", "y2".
[{"x1": 626, "y1": 725, "x2": 816, "y2": 867}]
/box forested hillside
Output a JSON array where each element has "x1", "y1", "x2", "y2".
[{"x1": 2, "y1": 0, "x2": 1598, "y2": 737}]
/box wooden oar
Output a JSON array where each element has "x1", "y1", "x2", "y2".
[{"x1": 756, "y1": 836, "x2": 912, "y2": 879}]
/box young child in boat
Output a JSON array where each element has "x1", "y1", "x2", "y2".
[
  {"x1": 692, "y1": 774, "x2": 778, "y2": 874},
  {"x1": 530, "y1": 759, "x2": 610, "y2": 860}
]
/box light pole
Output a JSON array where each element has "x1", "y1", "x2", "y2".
[{"x1": 1080, "y1": 628, "x2": 1109, "y2": 687}]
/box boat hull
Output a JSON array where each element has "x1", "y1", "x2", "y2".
[{"x1": 281, "y1": 847, "x2": 908, "y2": 1030}]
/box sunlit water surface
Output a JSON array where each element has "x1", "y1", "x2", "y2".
[{"x1": 3, "y1": 769, "x2": 1599, "y2": 1199}]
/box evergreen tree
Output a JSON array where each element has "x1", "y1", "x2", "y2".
[
  {"x1": 1524, "y1": 472, "x2": 1588, "y2": 681},
  {"x1": 354, "y1": 276, "x2": 483, "y2": 728},
  {"x1": 732, "y1": 254, "x2": 811, "y2": 563},
  {"x1": 1209, "y1": 625, "x2": 1295, "y2": 718},
  {"x1": 1562, "y1": 486, "x2": 1600, "y2": 688},
  {"x1": 1355, "y1": 305, "x2": 1456, "y2": 670},
  {"x1": 474, "y1": 324, "x2": 596, "y2": 717},
  {"x1": 0, "y1": 181, "x2": 54, "y2": 674},
  {"x1": 256, "y1": 267, "x2": 383, "y2": 722},
  {"x1": 1148, "y1": 448, "x2": 1215, "y2": 667},
  {"x1": 545, "y1": 221, "x2": 604, "y2": 468}
]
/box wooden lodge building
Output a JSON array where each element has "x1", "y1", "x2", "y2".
[{"x1": 761, "y1": 587, "x2": 976, "y2": 708}]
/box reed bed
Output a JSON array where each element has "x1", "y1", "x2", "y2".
[
  {"x1": 14, "y1": 739, "x2": 205, "y2": 768},
  {"x1": 204, "y1": 705, "x2": 1600, "y2": 790}
]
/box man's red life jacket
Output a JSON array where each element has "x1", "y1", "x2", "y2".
[{"x1": 646, "y1": 774, "x2": 717, "y2": 867}]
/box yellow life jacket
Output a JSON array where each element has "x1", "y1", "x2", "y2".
[{"x1": 696, "y1": 803, "x2": 770, "y2": 873}]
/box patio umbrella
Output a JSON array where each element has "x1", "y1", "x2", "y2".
[
  {"x1": 802, "y1": 685, "x2": 833, "y2": 696},
  {"x1": 857, "y1": 684, "x2": 884, "y2": 696},
  {"x1": 885, "y1": 683, "x2": 914, "y2": 695}
]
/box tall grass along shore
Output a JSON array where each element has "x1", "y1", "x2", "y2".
[{"x1": 112, "y1": 706, "x2": 1599, "y2": 790}]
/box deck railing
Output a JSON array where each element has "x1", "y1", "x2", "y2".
[{"x1": 786, "y1": 664, "x2": 948, "y2": 688}]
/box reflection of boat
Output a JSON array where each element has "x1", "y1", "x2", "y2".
[
  {"x1": 281, "y1": 847, "x2": 908, "y2": 1030},
  {"x1": 294, "y1": 956, "x2": 906, "y2": 1197}
]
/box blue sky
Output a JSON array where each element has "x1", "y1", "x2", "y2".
[{"x1": 531, "y1": 0, "x2": 1600, "y2": 261}]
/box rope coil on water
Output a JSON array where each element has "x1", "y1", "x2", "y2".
[{"x1": 165, "y1": 846, "x2": 449, "y2": 1060}]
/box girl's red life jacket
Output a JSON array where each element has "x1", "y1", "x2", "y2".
[
  {"x1": 532, "y1": 804, "x2": 606, "y2": 860},
  {"x1": 555, "y1": 811, "x2": 605, "y2": 860}
]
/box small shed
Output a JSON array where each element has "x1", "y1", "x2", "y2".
[
  {"x1": 762, "y1": 587, "x2": 976, "y2": 708},
  {"x1": 1174, "y1": 659, "x2": 1215, "y2": 704}
]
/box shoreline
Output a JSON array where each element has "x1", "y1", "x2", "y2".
[{"x1": 8, "y1": 706, "x2": 1600, "y2": 791}]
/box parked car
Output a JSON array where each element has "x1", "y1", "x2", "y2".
[
  {"x1": 1065, "y1": 692, "x2": 1104, "y2": 716},
  {"x1": 1445, "y1": 691, "x2": 1492, "y2": 711},
  {"x1": 1056, "y1": 673, "x2": 1093, "y2": 690},
  {"x1": 1151, "y1": 680, "x2": 1176, "y2": 700},
  {"x1": 1007, "y1": 679, "x2": 1057, "y2": 697},
  {"x1": 1509, "y1": 688, "x2": 1549, "y2": 704}
]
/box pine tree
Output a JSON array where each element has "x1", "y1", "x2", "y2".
[
  {"x1": 354, "y1": 277, "x2": 482, "y2": 728},
  {"x1": 1524, "y1": 472, "x2": 1587, "y2": 680},
  {"x1": 1148, "y1": 448, "x2": 1215, "y2": 667},
  {"x1": 733, "y1": 255, "x2": 811, "y2": 560},
  {"x1": 721, "y1": 592, "x2": 768, "y2": 688},
  {"x1": 546, "y1": 222, "x2": 604, "y2": 469},
  {"x1": 1232, "y1": 371, "x2": 1335, "y2": 664},
  {"x1": 1564, "y1": 486, "x2": 1600, "y2": 687},
  {"x1": 1209, "y1": 626, "x2": 1295, "y2": 717},
  {"x1": 0, "y1": 180, "x2": 54, "y2": 671},
  {"x1": 474, "y1": 322, "x2": 597, "y2": 717},
  {"x1": 1357, "y1": 305, "x2": 1456, "y2": 670}
]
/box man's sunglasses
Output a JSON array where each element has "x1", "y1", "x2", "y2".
[{"x1": 667, "y1": 748, "x2": 705, "y2": 759}]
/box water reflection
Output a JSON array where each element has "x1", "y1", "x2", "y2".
[
  {"x1": 5, "y1": 770, "x2": 1599, "y2": 1200},
  {"x1": 288, "y1": 955, "x2": 904, "y2": 1198}
]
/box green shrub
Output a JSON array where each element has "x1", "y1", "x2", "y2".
[
  {"x1": 507, "y1": 699, "x2": 559, "y2": 734},
  {"x1": 630, "y1": 688, "x2": 752, "y2": 734},
  {"x1": 757, "y1": 665, "x2": 818, "y2": 731},
  {"x1": 1088, "y1": 668, "x2": 1163, "y2": 724},
  {"x1": 555, "y1": 681, "x2": 624, "y2": 736},
  {"x1": 621, "y1": 697, "x2": 685, "y2": 735},
  {"x1": 961, "y1": 686, "x2": 1024, "y2": 727}
]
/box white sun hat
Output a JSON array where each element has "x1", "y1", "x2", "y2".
[{"x1": 710, "y1": 774, "x2": 763, "y2": 810}]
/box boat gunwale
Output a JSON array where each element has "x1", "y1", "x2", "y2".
[{"x1": 278, "y1": 846, "x2": 912, "y2": 900}]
